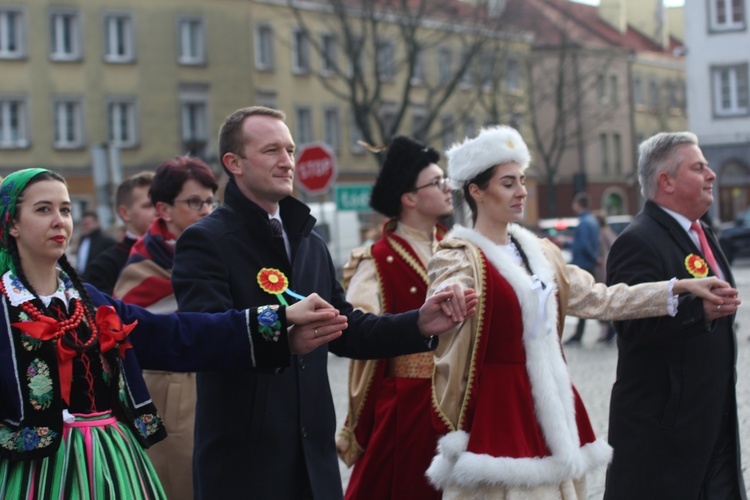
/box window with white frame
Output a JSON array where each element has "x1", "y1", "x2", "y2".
[
  {"x1": 633, "y1": 76, "x2": 644, "y2": 106},
  {"x1": 178, "y1": 17, "x2": 205, "y2": 65},
  {"x1": 104, "y1": 13, "x2": 134, "y2": 63},
  {"x1": 441, "y1": 115, "x2": 455, "y2": 151},
  {"x1": 438, "y1": 47, "x2": 452, "y2": 86},
  {"x1": 506, "y1": 56, "x2": 520, "y2": 92},
  {"x1": 107, "y1": 99, "x2": 138, "y2": 148},
  {"x1": 292, "y1": 28, "x2": 310, "y2": 74},
  {"x1": 321, "y1": 33, "x2": 337, "y2": 76},
  {"x1": 53, "y1": 98, "x2": 84, "y2": 148},
  {"x1": 377, "y1": 40, "x2": 395, "y2": 82},
  {"x1": 610, "y1": 75, "x2": 618, "y2": 105},
  {"x1": 597, "y1": 74, "x2": 606, "y2": 102},
  {"x1": 460, "y1": 49, "x2": 474, "y2": 87},
  {"x1": 50, "y1": 9, "x2": 81, "y2": 61},
  {"x1": 0, "y1": 8, "x2": 24, "y2": 59},
  {"x1": 179, "y1": 87, "x2": 209, "y2": 152},
  {"x1": 649, "y1": 78, "x2": 660, "y2": 109},
  {"x1": 613, "y1": 133, "x2": 622, "y2": 175},
  {"x1": 381, "y1": 102, "x2": 397, "y2": 136},
  {"x1": 255, "y1": 24, "x2": 274, "y2": 71},
  {"x1": 412, "y1": 104, "x2": 428, "y2": 142},
  {"x1": 709, "y1": 0, "x2": 745, "y2": 31},
  {"x1": 677, "y1": 79, "x2": 686, "y2": 109},
  {"x1": 411, "y1": 51, "x2": 425, "y2": 85},
  {"x1": 323, "y1": 107, "x2": 340, "y2": 151},
  {"x1": 599, "y1": 133, "x2": 609, "y2": 174},
  {"x1": 295, "y1": 106, "x2": 313, "y2": 144},
  {"x1": 666, "y1": 80, "x2": 679, "y2": 109},
  {"x1": 347, "y1": 36, "x2": 364, "y2": 79},
  {"x1": 0, "y1": 97, "x2": 28, "y2": 147},
  {"x1": 479, "y1": 51, "x2": 494, "y2": 90},
  {"x1": 256, "y1": 90, "x2": 278, "y2": 109},
  {"x1": 712, "y1": 64, "x2": 749, "y2": 117}
]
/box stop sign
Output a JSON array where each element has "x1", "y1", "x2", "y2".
[{"x1": 295, "y1": 142, "x2": 338, "y2": 195}]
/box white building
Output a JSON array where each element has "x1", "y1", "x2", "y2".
[{"x1": 684, "y1": 0, "x2": 750, "y2": 222}]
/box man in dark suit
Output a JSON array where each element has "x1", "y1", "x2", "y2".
[
  {"x1": 171, "y1": 106, "x2": 476, "y2": 500},
  {"x1": 76, "y1": 211, "x2": 116, "y2": 274},
  {"x1": 84, "y1": 171, "x2": 155, "y2": 295},
  {"x1": 605, "y1": 132, "x2": 745, "y2": 499}
]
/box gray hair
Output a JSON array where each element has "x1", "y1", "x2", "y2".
[{"x1": 638, "y1": 131, "x2": 699, "y2": 200}]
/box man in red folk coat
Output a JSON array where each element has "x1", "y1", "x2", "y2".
[{"x1": 336, "y1": 136, "x2": 454, "y2": 499}]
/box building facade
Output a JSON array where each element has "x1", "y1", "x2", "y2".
[
  {"x1": 0, "y1": 0, "x2": 536, "y2": 265},
  {"x1": 502, "y1": 0, "x2": 686, "y2": 218},
  {"x1": 684, "y1": 0, "x2": 749, "y2": 222},
  {"x1": 0, "y1": 0, "x2": 258, "y2": 216}
]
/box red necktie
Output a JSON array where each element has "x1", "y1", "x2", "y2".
[{"x1": 690, "y1": 221, "x2": 720, "y2": 276}]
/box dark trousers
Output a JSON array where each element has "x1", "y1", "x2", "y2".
[{"x1": 699, "y1": 409, "x2": 745, "y2": 500}]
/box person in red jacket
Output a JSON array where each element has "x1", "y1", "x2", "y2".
[{"x1": 337, "y1": 135, "x2": 454, "y2": 499}]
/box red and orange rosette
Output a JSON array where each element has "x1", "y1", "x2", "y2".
[
  {"x1": 685, "y1": 253, "x2": 709, "y2": 278},
  {"x1": 257, "y1": 268, "x2": 289, "y2": 295},
  {"x1": 256, "y1": 268, "x2": 305, "y2": 306}
]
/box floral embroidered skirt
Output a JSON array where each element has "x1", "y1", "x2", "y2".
[{"x1": 0, "y1": 412, "x2": 166, "y2": 499}]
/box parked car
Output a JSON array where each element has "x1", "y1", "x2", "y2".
[
  {"x1": 719, "y1": 208, "x2": 750, "y2": 264},
  {"x1": 537, "y1": 217, "x2": 578, "y2": 249}
]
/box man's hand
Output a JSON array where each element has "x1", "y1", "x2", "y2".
[
  {"x1": 417, "y1": 284, "x2": 478, "y2": 337},
  {"x1": 288, "y1": 315, "x2": 348, "y2": 355},
  {"x1": 703, "y1": 285, "x2": 741, "y2": 322}
]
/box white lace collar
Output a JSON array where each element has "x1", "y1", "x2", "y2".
[{"x1": 2, "y1": 270, "x2": 80, "y2": 307}]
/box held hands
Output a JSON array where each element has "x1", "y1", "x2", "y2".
[
  {"x1": 675, "y1": 277, "x2": 741, "y2": 322},
  {"x1": 286, "y1": 293, "x2": 348, "y2": 355},
  {"x1": 417, "y1": 283, "x2": 479, "y2": 337}
]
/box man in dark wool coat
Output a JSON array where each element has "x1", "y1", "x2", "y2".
[
  {"x1": 605, "y1": 131, "x2": 745, "y2": 499},
  {"x1": 171, "y1": 105, "x2": 476, "y2": 500}
]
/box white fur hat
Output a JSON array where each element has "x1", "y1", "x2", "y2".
[{"x1": 447, "y1": 125, "x2": 531, "y2": 188}]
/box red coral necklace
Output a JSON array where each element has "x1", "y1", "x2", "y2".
[{"x1": 0, "y1": 279, "x2": 99, "y2": 349}]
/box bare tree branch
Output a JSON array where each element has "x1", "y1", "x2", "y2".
[{"x1": 283, "y1": 0, "x2": 520, "y2": 165}]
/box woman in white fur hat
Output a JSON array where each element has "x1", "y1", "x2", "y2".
[{"x1": 424, "y1": 125, "x2": 738, "y2": 499}]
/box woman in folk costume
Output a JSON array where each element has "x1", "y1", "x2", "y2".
[
  {"x1": 0, "y1": 168, "x2": 346, "y2": 498},
  {"x1": 337, "y1": 136, "x2": 453, "y2": 499},
  {"x1": 114, "y1": 156, "x2": 217, "y2": 499},
  {"x1": 424, "y1": 126, "x2": 738, "y2": 499}
]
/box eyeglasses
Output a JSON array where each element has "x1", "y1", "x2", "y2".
[
  {"x1": 413, "y1": 178, "x2": 451, "y2": 192},
  {"x1": 173, "y1": 197, "x2": 218, "y2": 211}
]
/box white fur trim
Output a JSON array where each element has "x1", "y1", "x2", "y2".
[
  {"x1": 436, "y1": 429, "x2": 469, "y2": 461},
  {"x1": 428, "y1": 225, "x2": 610, "y2": 491},
  {"x1": 428, "y1": 433, "x2": 612, "y2": 489},
  {"x1": 446, "y1": 125, "x2": 530, "y2": 186}
]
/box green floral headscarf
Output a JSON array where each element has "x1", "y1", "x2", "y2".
[{"x1": 0, "y1": 168, "x2": 54, "y2": 275}]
